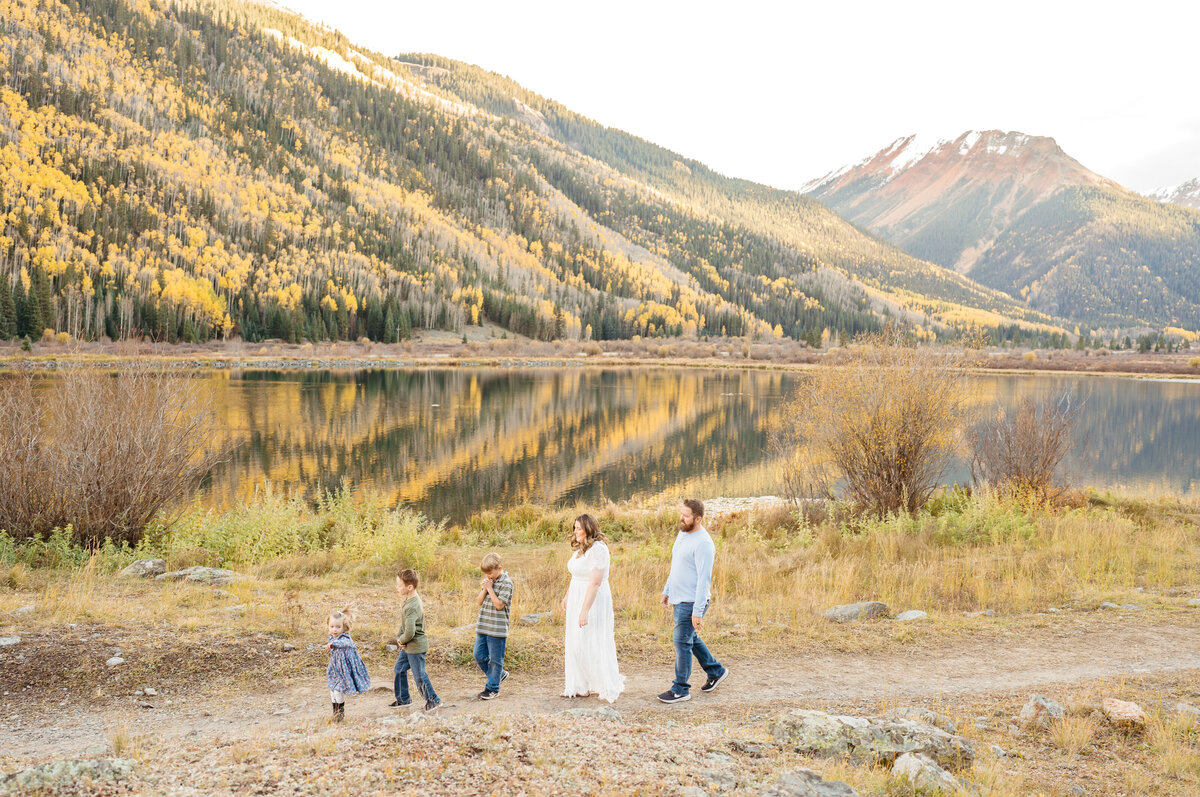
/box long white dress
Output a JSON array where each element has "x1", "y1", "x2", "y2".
[{"x1": 563, "y1": 541, "x2": 625, "y2": 702}]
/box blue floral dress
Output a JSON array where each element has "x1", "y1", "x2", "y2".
[{"x1": 327, "y1": 633, "x2": 371, "y2": 696}]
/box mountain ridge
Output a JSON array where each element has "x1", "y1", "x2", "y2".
[
  {"x1": 0, "y1": 0, "x2": 1065, "y2": 347},
  {"x1": 804, "y1": 130, "x2": 1200, "y2": 330}
]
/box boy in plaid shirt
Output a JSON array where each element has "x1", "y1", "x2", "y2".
[{"x1": 474, "y1": 552, "x2": 513, "y2": 700}]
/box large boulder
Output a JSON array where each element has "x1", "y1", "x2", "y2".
[
  {"x1": 119, "y1": 559, "x2": 166, "y2": 578},
  {"x1": 154, "y1": 566, "x2": 245, "y2": 586},
  {"x1": 1018, "y1": 695, "x2": 1065, "y2": 727},
  {"x1": 894, "y1": 610, "x2": 928, "y2": 622},
  {"x1": 1101, "y1": 698, "x2": 1147, "y2": 729},
  {"x1": 0, "y1": 758, "x2": 135, "y2": 795},
  {"x1": 886, "y1": 706, "x2": 956, "y2": 734},
  {"x1": 769, "y1": 709, "x2": 975, "y2": 771},
  {"x1": 824, "y1": 602, "x2": 889, "y2": 623},
  {"x1": 758, "y1": 768, "x2": 859, "y2": 797},
  {"x1": 892, "y1": 752, "x2": 969, "y2": 795}
]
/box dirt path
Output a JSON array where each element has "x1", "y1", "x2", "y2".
[{"x1": 4, "y1": 615, "x2": 1198, "y2": 765}]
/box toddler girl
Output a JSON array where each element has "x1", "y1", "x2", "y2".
[{"x1": 326, "y1": 607, "x2": 371, "y2": 722}]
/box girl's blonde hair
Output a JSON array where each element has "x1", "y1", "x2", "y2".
[{"x1": 328, "y1": 606, "x2": 356, "y2": 634}]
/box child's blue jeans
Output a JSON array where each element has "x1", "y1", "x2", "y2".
[
  {"x1": 473, "y1": 633, "x2": 507, "y2": 692},
  {"x1": 394, "y1": 650, "x2": 438, "y2": 704}
]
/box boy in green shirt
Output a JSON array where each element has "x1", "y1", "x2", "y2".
[{"x1": 391, "y1": 568, "x2": 441, "y2": 712}]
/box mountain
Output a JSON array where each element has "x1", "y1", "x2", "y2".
[
  {"x1": 0, "y1": 0, "x2": 1059, "y2": 347},
  {"x1": 1149, "y1": 179, "x2": 1200, "y2": 210},
  {"x1": 806, "y1": 131, "x2": 1200, "y2": 330}
]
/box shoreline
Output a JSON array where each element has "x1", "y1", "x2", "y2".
[{"x1": 3, "y1": 351, "x2": 1200, "y2": 379}]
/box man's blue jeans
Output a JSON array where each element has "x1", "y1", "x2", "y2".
[
  {"x1": 672, "y1": 601, "x2": 724, "y2": 695},
  {"x1": 474, "y1": 633, "x2": 507, "y2": 693},
  {"x1": 394, "y1": 650, "x2": 438, "y2": 704}
]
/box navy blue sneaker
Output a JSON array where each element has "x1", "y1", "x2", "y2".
[{"x1": 657, "y1": 690, "x2": 690, "y2": 704}]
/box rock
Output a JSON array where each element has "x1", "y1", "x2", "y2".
[
  {"x1": 281, "y1": 643, "x2": 297, "y2": 653},
  {"x1": 521, "y1": 612, "x2": 553, "y2": 625},
  {"x1": 679, "y1": 788, "x2": 709, "y2": 797},
  {"x1": 143, "y1": 687, "x2": 157, "y2": 697},
  {"x1": 0, "y1": 637, "x2": 20, "y2": 647},
  {"x1": 118, "y1": 558, "x2": 166, "y2": 578},
  {"x1": 137, "y1": 701, "x2": 154, "y2": 709},
  {"x1": 105, "y1": 656, "x2": 125, "y2": 667},
  {"x1": 385, "y1": 643, "x2": 398, "y2": 652},
  {"x1": 1018, "y1": 695, "x2": 1064, "y2": 727},
  {"x1": 702, "y1": 770, "x2": 737, "y2": 791},
  {"x1": 768, "y1": 709, "x2": 975, "y2": 771},
  {"x1": 1187, "y1": 598, "x2": 1200, "y2": 607},
  {"x1": 154, "y1": 566, "x2": 245, "y2": 586},
  {"x1": 1101, "y1": 698, "x2": 1147, "y2": 729},
  {"x1": 759, "y1": 767, "x2": 859, "y2": 796},
  {"x1": 272, "y1": 708, "x2": 291, "y2": 716},
  {"x1": 1171, "y1": 701, "x2": 1200, "y2": 722},
  {"x1": 894, "y1": 610, "x2": 928, "y2": 622},
  {"x1": 13, "y1": 605, "x2": 34, "y2": 616},
  {"x1": 561, "y1": 706, "x2": 622, "y2": 722},
  {"x1": 964, "y1": 609, "x2": 995, "y2": 618},
  {"x1": 1097, "y1": 601, "x2": 1139, "y2": 610},
  {"x1": 1069, "y1": 786, "x2": 1086, "y2": 796},
  {"x1": 824, "y1": 601, "x2": 889, "y2": 623},
  {"x1": 0, "y1": 758, "x2": 135, "y2": 794},
  {"x1": 892, "y1": 752, "x2": 966, "y2": 795},
  {"x1": 887, "y1": 706, "x2": 956, "y2": 734},
  {"x1": 989, "y1": 744, "x2": 1007, "y2": 758},
  {"x1": 730, "y1": 740, "x2": 765, "y2": 757}
]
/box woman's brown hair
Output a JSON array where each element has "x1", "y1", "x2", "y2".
[{"x1": 570, "y1": 513, "x2": 606, "y2": 554}]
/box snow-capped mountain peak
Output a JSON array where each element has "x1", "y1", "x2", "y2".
[{"x1": 1147, "y1": 178, "x2": 1200, "y2": 209}]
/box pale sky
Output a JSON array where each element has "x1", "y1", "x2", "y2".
[{"x1": 278, "y1": 0, "x2": 1200, "y2": 194}]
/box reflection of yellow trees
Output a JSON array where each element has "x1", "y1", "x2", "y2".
[{"x1": 200, "y1": 369, "x2": 789, "y2": 516}]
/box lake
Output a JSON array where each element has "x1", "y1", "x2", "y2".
[{"x1": 180, "y1": 367, "x2": 1200, "y2": 522}]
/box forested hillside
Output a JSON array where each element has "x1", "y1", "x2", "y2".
[{"x1": 0, "y1": 0, "x2": 1057, "y2": 345}]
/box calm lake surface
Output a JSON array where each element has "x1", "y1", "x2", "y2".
[{"x1": 176, "y1": 367, "x2": 1200, "y2": 522}]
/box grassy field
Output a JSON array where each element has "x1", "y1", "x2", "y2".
[
  {"x1": 3, "y1": 489, "x2": 1198, "y2": 667},
  {"x1": 2, "y1": 491, "x2": 1199, "y2": 794}
]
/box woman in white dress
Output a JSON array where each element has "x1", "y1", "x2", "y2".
[{"x1": 561, "y1": 513, "x2": 625, "y2": 702}]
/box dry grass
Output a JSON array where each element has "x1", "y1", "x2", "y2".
[
  {"x1": 1050, "y1": 714, "x2": 1098, "y2": 755},
  {"x1": 3, "y1": 490, "x2": 1196, "y2": 674}
]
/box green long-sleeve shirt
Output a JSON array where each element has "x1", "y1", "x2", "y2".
[{"x1": 397, "y1": 594, "x2": 429, "y2": 654}]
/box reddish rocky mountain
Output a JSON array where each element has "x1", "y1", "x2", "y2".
[
  {"x1": 803, "y1": 131, "x2": 1200, "y2": 329},
  {"x1": 803, "y1": 130, "x2": 1116, "y2": 273}
]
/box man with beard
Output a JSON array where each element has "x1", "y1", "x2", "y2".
[{"x1": 657, "y1": 498, "x2": 729, "y2": 703}]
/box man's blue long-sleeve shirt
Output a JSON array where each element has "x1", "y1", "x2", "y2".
[{"x1": 662, "y1": 525, "x2": 715, "y2": 616}]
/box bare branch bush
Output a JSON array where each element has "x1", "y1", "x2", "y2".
[
  {"x1": 772, "y1": 335, "x2": 971, "y2": 517},
  {"x1": 968, "y1": 392, "x2": 1082, "y2": 502},
  {"x1": 0, "y1": 364, "x2": 224, "y2": 545}
]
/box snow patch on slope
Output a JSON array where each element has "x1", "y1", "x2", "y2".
[{"x1": 1148, "y1": 177, "x2": 1200, "y2": 205}]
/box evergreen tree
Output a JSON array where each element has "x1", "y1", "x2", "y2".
[
  {"x1": 14, "y1": 277, "x2": 42, "y2": 339},
  {"x1": 0, "y1": 276, "x2": 17, "y2": 340},
  {"x1": 33, "y1": 268, "x2": 53, "y2": 334}
]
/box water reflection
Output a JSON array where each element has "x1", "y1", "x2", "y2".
[
  {"x1": 205, "y1": 368, "x2": 790, "y2": 522},
  {"x1": 64, "y1": 368, "x2": 1200, "y2": 520}
]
